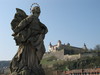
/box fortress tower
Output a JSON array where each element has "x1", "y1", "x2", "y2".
[
  {"x1": 83, "y1": 43, "x2": 88, "y2": 50},
  {"x1": 48, "y1": 40, "x2": 62, "y2": 52},
  {"x1": 57, "y1": 40, "x2": 62, "y2": 49}
]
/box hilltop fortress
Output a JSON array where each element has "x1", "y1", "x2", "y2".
[
  {"x1": 43, "y1": 40, "x2": 97, "y2": 61},
  {"x1": 48, "y1": 40, "x2": 87, "y2": 53}
]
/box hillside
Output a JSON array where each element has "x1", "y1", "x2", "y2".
[
  {"x1": 0, "y1": 61, "x2": 10, "y2": 68},
  {"x1": 0, "y1": 55, "x2": 100, "y2": 73},
  {"x1": 41, "y1": 55, "x2": 100, "y2": 70},
  {"x1": 0, "y1": 61, "x2": 10, "y2": 74}
]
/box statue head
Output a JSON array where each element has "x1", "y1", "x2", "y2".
[{"x1": 31, "y1": 6, "x2": 41, "y2": 17}]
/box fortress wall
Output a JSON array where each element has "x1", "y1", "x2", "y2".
[
  {"x1": 63, "y1": 54, "x2": 81, "y2": 61},
  {"x1": 44, "y1": 50, "x2": 81, "y2": 61},
  {"x1": 43, "y1": 50, "x2": 64, "y2": 60}
]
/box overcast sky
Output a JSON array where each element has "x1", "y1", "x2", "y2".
[{"x1": 0, "y1": 0, "x2": 100, "y2": 60}]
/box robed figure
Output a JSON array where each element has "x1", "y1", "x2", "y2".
[{"x1": 10, "y1": 4, "x2": 48, "y2": 75}]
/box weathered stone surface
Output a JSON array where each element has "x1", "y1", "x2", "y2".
[{"x1": 10, "y1": 5, "x2": 48, "y2": 75}]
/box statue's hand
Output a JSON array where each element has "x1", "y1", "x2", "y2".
[{"x1": 12, "y1": 33, "x2": 17, "y2": 36}]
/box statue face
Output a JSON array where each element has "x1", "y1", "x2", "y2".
[{"x1": 31, "y1": 6, "x2": 41, "y2": 18}]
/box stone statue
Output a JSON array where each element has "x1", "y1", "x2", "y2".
[{"x1": 10, "y1": 3, "x2": 48, "y2": 75}]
